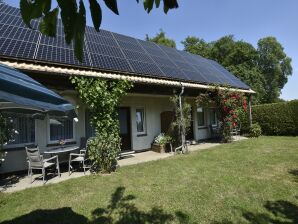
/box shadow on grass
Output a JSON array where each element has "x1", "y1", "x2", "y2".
[
  {"x1": 1, "y1": 186, "x2": 192, "y2": 224},
  {"x1": 289, "y1": 169, "x2": 298, "y2": 182},
  {"x1": 213, "y1": 200, "x2": 298, "y2": 224}
]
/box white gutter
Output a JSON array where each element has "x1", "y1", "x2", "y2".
[{"x1": 0, "y1": 60, "x2": 255, "y2": 94}]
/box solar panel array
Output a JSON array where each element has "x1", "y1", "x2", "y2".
[{"x1": 0, "y1": 4, "x2": 250, "y2": 90}]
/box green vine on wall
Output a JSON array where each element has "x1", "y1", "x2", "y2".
[
  {"x1": 71, "y1": 77, "x2": 133, "y2": 173},
  {"x1": 169, "y1": 95, "x2": 192, "y2": 151}
]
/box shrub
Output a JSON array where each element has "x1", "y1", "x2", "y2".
[
  {"x1": 249, "y1": 123, "x2": 262, "y2": 138},
  {"x1": 71, "y1": 77, "x2": 132, "y2": 173},
  {"x1": 241, "y1": 100, "x2": 298, "y2": 136}
]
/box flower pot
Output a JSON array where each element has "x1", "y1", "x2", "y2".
[{"x1": 151, "y1": 143, "x2": 166, "y2": 153}]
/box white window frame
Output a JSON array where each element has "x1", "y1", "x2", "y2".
[
  {"x1": 197, "y1": 107, "x2": 206, "y2": 128},
  {"x1": 47, "y1": 115, "x2": 76, "y2": 144},
  {"x1": 3, "y1": 119, "x2": 37, "y2": 149},
  {"x1": 136, "y1": 107, "x2": 146, "y2": 135}
]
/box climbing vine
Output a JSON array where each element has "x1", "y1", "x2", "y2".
[
  {"x1": 71, "y1": 77, "x2": 133, "y2": 173},
  {"x1": 196, "y1": 86, "x2": 247, "y2": 143},
  {"x1": 169, "y1": 95, "x2": 192, "y2": 152}
]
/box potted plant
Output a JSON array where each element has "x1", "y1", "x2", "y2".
[{"x1": 151, "y1": 133, "x2": 172, "y2": 153}]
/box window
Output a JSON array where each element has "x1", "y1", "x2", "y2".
[
  {"x1": 7, "y1": 117, "x2": 35, "y2": 146},
  {"x1": 197, "y1": 107, "x2": 205, "y2": 127},
  {"x1": 136, "y1": 108, "x2": 146, "y2": 134},
  {"x1": 210, "y1": 109, "x2": 217, "y2": 126},
  {"x1": 49, "y1": 116, "x2": 74, "y2": 142}
]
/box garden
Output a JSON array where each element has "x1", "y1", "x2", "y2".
[{"x1": 0, "y1": 136, "x2": 298, "y2": 223}]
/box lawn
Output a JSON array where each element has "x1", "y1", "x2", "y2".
[{"x1": 0, "y1": 136, "x2": 298, "y2": 223}]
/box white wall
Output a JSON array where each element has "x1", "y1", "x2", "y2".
[
  {"x1": 0, "y1": 93, "x2": 214, "y2": 173},
  {"x1": 121, "y1": 94, "x2": 173, "y2": 151}
]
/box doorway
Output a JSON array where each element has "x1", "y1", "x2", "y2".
[{"x1": 118, "y1": 107, "x2": 131, "y2": 151}]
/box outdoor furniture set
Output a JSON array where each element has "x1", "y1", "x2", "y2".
[{"x1": 25, "y1": 138, "x2": 90, "y2": 184}]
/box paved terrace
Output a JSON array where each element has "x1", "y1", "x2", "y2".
[{"x1": 0, "y1": 137, "x2": 247, "y2": 193}]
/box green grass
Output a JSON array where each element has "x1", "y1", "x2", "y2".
[{"x1": 1, "y1": 136, "x2": 298, "y2": 223}]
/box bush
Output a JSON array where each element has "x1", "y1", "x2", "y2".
[
  {"x1": 241, "y1": 100, "x2": 298, "y2": 136},
  {"x1": 249, "y1": 123, "x2": 262, "y2": 137}
]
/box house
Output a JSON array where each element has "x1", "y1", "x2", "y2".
[{"x1": 0, "y1": 4, "x2": 254, "y2": 174}]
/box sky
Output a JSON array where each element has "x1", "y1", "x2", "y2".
[{"x1": 7, "y1": 0, "x2": 298, "y2": 100}]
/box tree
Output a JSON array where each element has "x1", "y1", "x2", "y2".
[
  {"x1": 19, "y1": 0, "x2": 179, "y2": 61},
  {"x1": 146, "y1": 29, "x2": 176, "y2": 48},
  {"x1": 257, "y1": 37, "x2": 292, "y2": 103},
  {"x1": 181, "y1": 36, "x2": 211, "y2": 58},
  {"x1": 182, "y1": 35, "x2": 292, "y2": 104}
]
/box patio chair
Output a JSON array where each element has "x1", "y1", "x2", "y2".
[
  {"x1": 68, "y1": 138, "x2": 91, "y2": 175},
  {"x1": 26, "y1": 146, "x2": 60, "y2": 184}
]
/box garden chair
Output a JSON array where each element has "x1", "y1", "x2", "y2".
[
  {"x1": 26, "y1": 146, "x2": 60, "y2": 184},
  {"x1": 68, "y1": 138, "x2": 91, "y2": 175}
]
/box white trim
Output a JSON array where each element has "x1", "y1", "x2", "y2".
[
  {"x1": 47, "y1": 115, "x2": 76, "y2": 144},
  {"x1": 0, "y1": 60, "x2": 256, "y2": 94}
]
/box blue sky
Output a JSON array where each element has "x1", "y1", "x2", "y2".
[{"x1": 7, "y1": 0, "x2": 298, "y2": 100}]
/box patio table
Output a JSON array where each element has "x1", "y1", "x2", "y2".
[{"x1": 44, "y1": 146, "x2": 79, "y2": 163}]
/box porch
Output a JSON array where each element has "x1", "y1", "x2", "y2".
[{"x1": 0, "y1": 138, "x2": 247, "y2": 193}]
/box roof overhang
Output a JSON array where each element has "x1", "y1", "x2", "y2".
[{"x1": 0, "y1": 60, "x2": 255, "y2": 94}]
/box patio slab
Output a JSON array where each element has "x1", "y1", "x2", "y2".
[{"x1": 0, "y1": 136, "x2": 247, "y2": 193}]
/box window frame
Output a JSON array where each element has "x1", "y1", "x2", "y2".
[
  {"x1": 47, "y1": 115, "x2": 76, "y2": 144},
  {"x1": 197, "y1": 107, "x2": 206, "y2": 128},
  {"x1": 135, "y1": 107, "x2": 146, "y2": 135},
  {"x1": 3, "y1": 118, "x2": 37, "y2": 149}
]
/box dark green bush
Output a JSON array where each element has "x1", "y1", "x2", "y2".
[
  {"x1": 249, "y1": 123, "x2": 262, "y2": 137},
  {"x1": 241, "y1": 100, "x2": 298, "y2": 136}
]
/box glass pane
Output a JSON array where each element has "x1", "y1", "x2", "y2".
[
  {"x1": 210, "y1": 109, "x2": 216, "y2": 125},
  {"x1": 197, "y1": 110, "x2": 205, "y2": 127},
  {"x1": 136, "y1": 109, "x2": 144, "y2": 133},
  {"x1": 119, "y1": 108, "x2": 128, "y2": 135},
  {"x1": 50, "y1": 117, "x2": 73, "y2": 141},
  {"x1": 9, "y1": 117, "x2": 35, "y2": 145}
]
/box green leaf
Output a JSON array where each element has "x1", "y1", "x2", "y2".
[
  {"x1": 20, "y1": 0, "x2": 33, "y2": 28},
  {"x1": 163, "y1": 0, "x2": 178, "y2": 14},
  {"x1": 42, "y1": 0, "x2": 52, "y2": 14},
  {"x1": 89, "y1": 0, "x2": 102, "y2": 32},
  {"x1": 57, "y1": 0, "x2": 78, "y2": 44},
  {"x1": 74, "y1": 0, "x2": 86, "y2": 62},
  {"x1": 39, "y1": 8, "x2": 58, "y2": 37},
  {"x1": 103, "y1": 0, "x2": 119, "y2": 15},
  {"x1": 155, "y1": 0, "x2": 161, "y2": 8},
  {"x1": 143, "y1": 0, "x2": 154, "y2": 13}
]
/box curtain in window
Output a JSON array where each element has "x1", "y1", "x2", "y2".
[
  {"x1": 50, "y1": 117, "x2": 73, "y2": 141},
  {"x1": 9, "y1": 117, "x2": 35, "y2": 145},
  {"x1": 136, "y1": 109, "x2": 145, "y2": 133}
]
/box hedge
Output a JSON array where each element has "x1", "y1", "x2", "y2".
[{"x1": 241, "y1": 100, "x2": 298, "y2": 136}]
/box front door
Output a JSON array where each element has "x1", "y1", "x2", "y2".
[{"x1": 118, "y1": 107, "x2": 131, "y2": 151}]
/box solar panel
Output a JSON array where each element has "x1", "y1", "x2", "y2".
[
  {"x1": 0, "y1": 4, "x2": 251, "y2": 90},
  {"x1": 128, "y1": 60, "x2": 164, "y2": 77}
]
